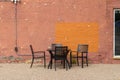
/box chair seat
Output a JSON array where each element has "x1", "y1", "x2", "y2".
[{"x1": 55, "y1": 56, "x2": 66, "y2": 60}]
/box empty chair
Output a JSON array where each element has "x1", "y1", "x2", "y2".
[
  {"x1": 47, "y1": 43, "x2": 63, "y2": 69},
  {"x1": 70, "y1": 44, "x2": 88, "y2": 68},
  {"x1": 54, "y1": 46, "x2": 70, "y2": 71},
  {"x1": 30, "y1": 45, "x2": 46, "y2": 68}
]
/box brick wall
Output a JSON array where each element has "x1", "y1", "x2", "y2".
[{"x1": 0, "y1": 0, "x2": 120, "y2": 63}]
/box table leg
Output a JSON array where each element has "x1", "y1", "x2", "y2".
[
  {"x1": 50, "y1": 58, "x2": 53, "y2": 69},
  {"x1": 48, "y1": 56, "x2": 53, "y2": 69},
  {"x1": 48, "y1": 62, "x2": 50, "y2": 69},
  {"x1": 66, "y1": 59, "x2": 70, "y2": 69}
]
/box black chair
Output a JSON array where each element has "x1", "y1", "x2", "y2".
[
  {"x1": 54, "y1": 46, "x2": 70, "y2": 71},
  {"x1": 70, "y1": 44, "x2": 88, "y2": 68},
  {"x1": 30, "y1": 45, "x2": 46, "y2": 68},
  {"x1": 47, "y1": 44, "x2": 63, "y2": 69}
]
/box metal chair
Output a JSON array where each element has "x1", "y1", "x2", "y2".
[
  {"x1": 30, "y1": 45, "x2": 46, "y2": 68},
  {"x1": 70, "y1": 44, "x2": 88, "y2": 68},
  {"x1": 54, "y1": 46, "x2": 70, "y2": 71}
]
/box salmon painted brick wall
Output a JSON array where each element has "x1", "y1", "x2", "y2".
[{"x1": 0, "y1": 0, "x2": 120, "y2": 63}]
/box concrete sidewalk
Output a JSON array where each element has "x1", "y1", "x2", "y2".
[{"x1": 0, "y1": 63, "x2": 120, "y2": 80}]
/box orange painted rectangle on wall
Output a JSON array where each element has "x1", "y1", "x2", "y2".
[{"x1": 55, "y1": 23, "x2": 98, "y2": 53}]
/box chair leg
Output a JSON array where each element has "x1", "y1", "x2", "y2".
[
  {"x1": 81, "y1": 53, "x2": 84, "y2": 68},
  {"x1": 43, "y1": 52, "x2": 46, "y2": 68},
  {"x1": 77, "y1": 57, "x2": 79, "y2": 66},
  {"x1": 86, "y1": 57, "x2": 88, "y2": 66},
  {"x1": 77, "y1": 52, "x2": 79, "y2": 66},
  {"x1": 86, "y1": 53, "x2": 88, "y2": 67},
  {"x1": 63, "y1": 60, "x2": 65, "y2": 68},
  {"x1": 66, "y1": 60, "x2": 68, "y2": 71},
  {"x1": 30, "y1": 58, "x2": 34, "y2": 68},
  {"x1": 55, "y1": 60, "x2": 56, "y2": 71},
  {"x1": 70, "y1": 52, "x2": 72, "y2": 67},
  {"x1": 44, "y1": 56, "x2": 46, "y2": 68}
]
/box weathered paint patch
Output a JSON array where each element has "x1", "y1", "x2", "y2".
[{"x1": 55, "y1": 22, "x2": 98, "y2": 53}]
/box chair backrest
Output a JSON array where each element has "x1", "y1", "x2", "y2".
[
  {"x1": 77, "y1": 44, "x2": 88, "y2": 53},
  {"x1": 30, "y1": 45, "x2": 34, "y2": 57},
  {"x1": 51, "y1": 43, "x2": 62, "y2": 50},
  {"x1": 55, "y1": 46, "x2": 68, "y2": 58}
]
